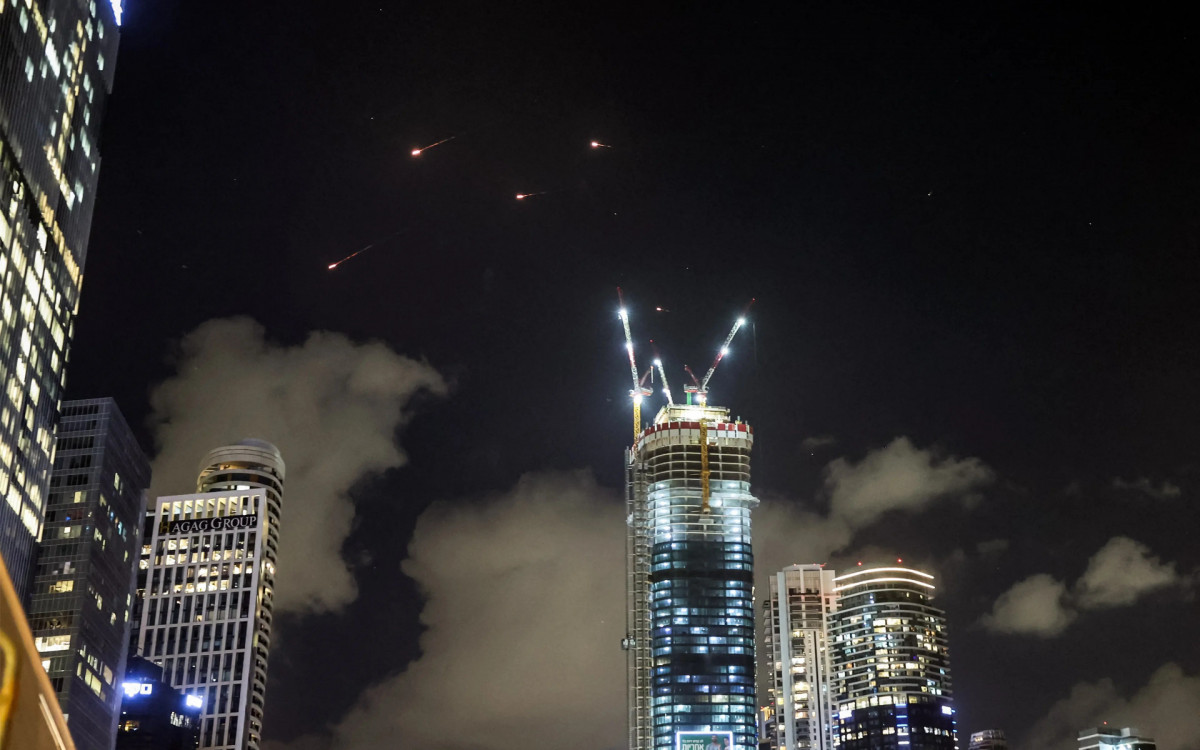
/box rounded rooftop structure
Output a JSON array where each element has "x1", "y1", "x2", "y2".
[{"x1": 197, "y1": 438, "x2": 285, "y2": 485}]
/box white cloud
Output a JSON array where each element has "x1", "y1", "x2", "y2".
[
  {"x1": 148, "y1": 317, "x2": 445, "y2": 615},
  {"x1": 981, "y1": 537, "x2": 1188, "y2": 637},
  {"x1": 979, "y1": 573, "x2": 1075, "y2": 637},
  {"x1": 1112, "y1": 477, "x2": 1182, "y2": 500},
  {"x1": 1024, "y1": 663, "x2": 1200, "y2": 750},
  {"x1": 273, "y1": 470, "x2": 626, "y2": 750},
  {"x1": 822, "y1": 436, "x2": 994, "y2": 527},
  {"x1": 1076, "y1": 537, "x2": 1181, "y2": 608}
]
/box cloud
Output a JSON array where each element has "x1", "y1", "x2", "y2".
[
  {"x1": 1075, "y1": 536, "x2": 1181, "y2": 608},
  {"x1": 1112, "y1": 477, "x2": 1182, "y2": 500},
  {"x1": 979, "y1": 573, "x2": 1075, "y2": 636},
  {"x1": 800, "y1": 434, "x2": 839, "y2": 451},
  {"x1": 272, "y1": 470, "x2": 627, "y2": 750},
  {"x1": 272, "y1": 437, "x2": 993, "y2": 750},
  {"x1": 976, "y1": 538, "x2": 1010, "y2": 557},
  {"x1": 1024, "y1": 663, "x2": 1200, "y2": 750},
  {"x1": 148, "y1": 317, "x2": 445, "y2": 615},
  {"x1": 981, "y1": 537, "x2": 1188, "y2": 637},
  {"x1": 822, "y1": 436, "x2": 994, "y2": 527}
]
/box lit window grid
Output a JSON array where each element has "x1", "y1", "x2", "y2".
[
  {"x1": 27, "y1": 400, "x2": 149, "y2": 750},
  {"x1": 0, "y1": 141, "x2": 80, "y2": 598},
  {"x1": 139, "y1": 490, "x2": 272, "y2": 750},
  {"x1": 828, "y1": 572, "x2": 955, "y2": 750},
  {"x1": 637, "y1": 417, "x2": 759, "y2": 750},
  {"x1": 764, "y1": 566, "x2": 838, "y2": 750}
]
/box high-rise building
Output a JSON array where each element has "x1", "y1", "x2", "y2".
[
  {"x1": 115, "y1": 656, "x2": 202, "y2": 750},
  {"x1": 1078, "y1": 728, "x2": 1156, "y2": 750},
  {"x1": 968, "y1": 730, "x2": 1007, "y2": 750},
  {"x1": 625, "y1": 404, "x2": 759, "y2": 750},
  {"x1": 136, "y1": 439, "x2": 284, "y2": 750},
  {"x1": 764, "y1": 564, "x2": 838, "y2": 750},
  {"x1": 829, "y1": 566, "x2": 956, "y2": 750},
  {"x1": 26, "y1": 398, "x2": 150, "y2": 750},
  {"x1": 0, "y1": 0, "x2": 122, "y2": 602}
]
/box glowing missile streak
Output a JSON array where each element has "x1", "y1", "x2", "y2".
[
  {"x1": 327, "y1": 244, "x2": 374, "y2": 270},
  {"x1": 590, "y1": 140, "x2": 612, "y2": 149},
  {"x1": 515, "y1": 191, "x2": 547, "y2": 200},
  {"x1": 411, "y1": 135, "x2": 457, "y2": 156},
  {"x1": 326, "y1": 229, "x2": 406, "y2": 270}
]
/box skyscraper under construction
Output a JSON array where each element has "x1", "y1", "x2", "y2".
[{"x1": 625, "y1": 403, "x2": 759, "y2": 750}]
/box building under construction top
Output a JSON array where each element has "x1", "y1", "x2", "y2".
[{"x1": 625, "y1": 402, "x2": 759, "y2": 750}]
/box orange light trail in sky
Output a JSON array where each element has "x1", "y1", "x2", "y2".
[{"x1": 411, "y1": 136, "x2": 457, "y2": 156}]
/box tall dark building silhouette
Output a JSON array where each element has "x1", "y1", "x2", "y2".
[
  {"x1": 28, "y1": 398, "x2": 150, "y2": 750},
  {"x1": 0, "y1": 0, "x2": 122, "y2": 601}
]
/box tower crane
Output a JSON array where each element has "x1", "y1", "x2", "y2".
[
  {"x1": 617, "y1": 288, "x2": 653, "y2": 440},
  {"x1": 650, "y1": 342, "x2": 675, "y2": 406},
  {"x1": 680, "y1": 298, "x2": 756, "y2": 512}
]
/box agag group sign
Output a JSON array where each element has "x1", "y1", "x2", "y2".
[{"x1": 165, "y1": 514, "x2": 258, "y2": 535}]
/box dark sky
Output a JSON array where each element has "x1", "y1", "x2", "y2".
[{"x1": 67, "y1": 2, "x2": 1199, "y2": 748}]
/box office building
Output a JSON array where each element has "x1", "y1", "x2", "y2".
[
  {"x1": 137, "y1": 439, "x2": 283, "y2": 750},
  {"x1": 829, "y1": 566, "x2": 956, "y2": 750},
  {"x1": 27, "y1": 398, "x2": 149, "y2": 750},
  {"x1": 1078, "y1": 728, "x2": 1156, "y2": 750},
  {"x1": 968, "y1": 730, "x2": 1007, "y2": 750},
  {"x1": 764, "y1": 564, "x2": 838, "y2": 750},
  {"x1": 116, "y1": 655, "x2": 202, "y2": 750},
  {"x1": 625, "y1": 404, "x2": 759, "y2": 750},
  {"x1": 0, "y1": 0, "x2": 122, "y2": 602}
]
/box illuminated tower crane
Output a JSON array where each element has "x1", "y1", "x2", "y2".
[
  {"x1": 622, "y1": 297, "x2": 760, "y2": 750},
  {"x1": 683, "y1": 298, "x2": 755, "y2": 405},
  {"x1": 618, "y1": 288, "x2": 653, "y2": 440}
]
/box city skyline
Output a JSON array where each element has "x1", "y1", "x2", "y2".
[{"x1": 0, "y1": 2, "x2": 1196, "y2": 750}]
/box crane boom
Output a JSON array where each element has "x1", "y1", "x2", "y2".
[
  {"x1": 617, "y1": 287, "x2": 641, "y2": 392},
  {"x1": 699, "y1": 298, "x2": 755, "y2": 392},
  {"x1": 617, "y1": 287, "x2": 652, "y2": 439},
  {"x1": 653, "y1": 358, "x2": 674, "y2": 406}
]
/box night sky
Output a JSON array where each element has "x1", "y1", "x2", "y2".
[{"x1": 66, "y1": 3, "x2": 1199, "y2": 749}]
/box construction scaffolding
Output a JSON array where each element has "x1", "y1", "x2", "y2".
[{"x1": 624, "y1": 446, "x2": 653, "y2": 750}]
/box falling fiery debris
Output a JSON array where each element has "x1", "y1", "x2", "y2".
[
  {"x1": 327, "y1": 244, "x2": 374, "y2": 270},
  {"x1": 325, "y1": 229, "x2": 408, "y2": 270},
  {"x1": 590, "y1": 140, "x2": 612, "y2": 148},
  {"x1": 515, "y1": 191, "x2": 547, "y2": 200},
  {"x1": 411, "y1": 135, "x2": 457, "y2": 156}
]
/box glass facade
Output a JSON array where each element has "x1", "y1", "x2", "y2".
[
  {"x1": 0, "y1": 0, "x2": 121, "y2": 601},
  {"x1": 27, "y1": 397, "x2": 150, "y2": 750},
  {"x1": 830, "y1": 567, "x2": 956, "y2": 750},
  {"x1": 628, "y1": 406, "x2": 759, "y2": 750}
]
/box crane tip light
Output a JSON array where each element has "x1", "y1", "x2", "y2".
[{"x1": 737, "y1": 317, "x2": 746, "y2": 326}]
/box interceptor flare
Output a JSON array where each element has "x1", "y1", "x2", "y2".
[
  {"x1": 411, "y1": 136, "x2": 456, "y2": 156},
  {"x1": 327, "y1": 244, "x2": 374, "y2": 270},
  {"x1": 590, "y1": 140, "x2": 612, "y2": 149},
  {"x1": 515, "y1": 191, "x2": 547, "y2": 200},
  {"x1": 326, "y1": 229, "x2": 406, "y2": 270}
]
